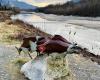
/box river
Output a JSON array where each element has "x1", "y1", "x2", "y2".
[{"x1": 11, "y1": 12, "x2": 100, "y2": 55}]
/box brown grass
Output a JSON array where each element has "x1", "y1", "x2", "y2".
[
  {"x1": 5, "y1": 59, "x2": 29, "y2": 80},
  {"x1": 0, "y1": 19, "x2": 51, "y2": 45},
  {"x1": 0, "y1": 11, "x2": 51, "y2": 45},
  {"x1": 0, "y1": 20, "x2": 31, "y2": 44}
]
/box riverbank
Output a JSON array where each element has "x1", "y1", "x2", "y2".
[{"x1": 0, "y1": 12, "x2": 51, "y2": 45}]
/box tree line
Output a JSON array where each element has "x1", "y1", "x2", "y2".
[
  {"x1": 0, "y1": 0, "x2": 20, "y2": 13},
  {"x1": 37, "y1": 0, "x2": 100, "y2": 17}
]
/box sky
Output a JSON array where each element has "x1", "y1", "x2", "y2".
[{"x1": 18, "y1": 0, "x2": 71, "y2": 7}]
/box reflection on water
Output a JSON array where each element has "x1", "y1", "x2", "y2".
[{"x1": 11, "y1": 13, "x2": 100, "y2": 55}]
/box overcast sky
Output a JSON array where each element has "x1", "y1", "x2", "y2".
[{"x1": 18, "y1": 0, "x2": 71, "y2": 7}]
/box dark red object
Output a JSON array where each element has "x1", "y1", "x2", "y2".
[
  {"x1": 17, "y1": 35, "x2": 71, "y2": 56},
  {"x1": 51, "y1": 35, "x2": 71, "y2": 44},
  {"x1": 37, "y1": 40, "x2": 70, "y2": 54}
]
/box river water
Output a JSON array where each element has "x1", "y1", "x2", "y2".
[{"x1": 11, "y1": 12, "x2": 100, "y2": 55}]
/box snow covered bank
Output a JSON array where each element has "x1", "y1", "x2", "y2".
[
  {"x1": 34, "y1": 12, "x2": 100, "y2": 21},
  {"x1": 11, "y1": 13, "x2": 100, "y2": 55}
]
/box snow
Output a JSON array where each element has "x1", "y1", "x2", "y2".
[{"x1": 11, "y1": 13, "x2": 100, "y2": 55}]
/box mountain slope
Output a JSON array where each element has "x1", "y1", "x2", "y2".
[
  {"x1": 11, "y1": 1, "x2": 37, "y2": 10},
  {"x1": 2, "y1": 0, "x2": 37, "y2": 10}
]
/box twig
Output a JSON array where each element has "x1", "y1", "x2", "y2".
[{"x1": 28, "y1": 52, "x2": 33, "y2": 59}]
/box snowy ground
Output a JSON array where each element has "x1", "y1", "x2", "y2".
[{"x1": 11, "y1": 13, "x2": 100, "y2": 55}]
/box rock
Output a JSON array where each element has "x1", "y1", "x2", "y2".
[
  {"x1": 21, "y1": 53, "x2": 73, "y2": 80},
  {"x1": 21, "y1": 56, "x2": 46, "y2": 80}
]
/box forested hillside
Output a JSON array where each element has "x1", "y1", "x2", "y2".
[{"x1": 37, "y1": 0, "x2": 100, "y2": 17}]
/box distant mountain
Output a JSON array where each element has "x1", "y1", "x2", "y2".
[
  {"x1": 71, "y1": 0, "x2": 80, "y2": 3},
  {"x1": 2, "y1": 0, "x2": 37, "y2": 10}
]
